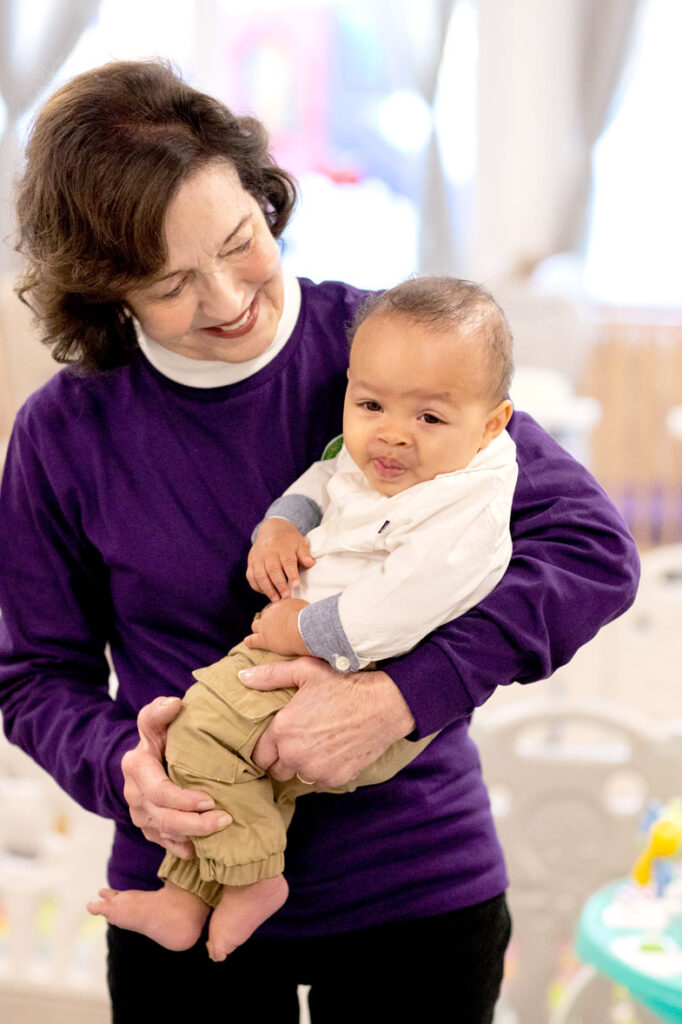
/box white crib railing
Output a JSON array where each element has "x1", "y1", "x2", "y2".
[{"x1": 0, "y1": 731, "x2": 112, "y2": 1024}]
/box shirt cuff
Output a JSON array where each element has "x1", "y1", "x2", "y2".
[
  {"x1": 253, "y1": 494, "x2": 322, "y2": 541},
  {"x1": 299, "y1": 594, "x2": 363, "y2": 672}
]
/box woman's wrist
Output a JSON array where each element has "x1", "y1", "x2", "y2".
[{"x1": 355, "y1": 669, "x2": 416, "y2": 742}]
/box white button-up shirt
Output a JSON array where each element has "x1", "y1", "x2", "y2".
[{"x1": 264, "y1": 431, "x2": 518, "y2": 670}]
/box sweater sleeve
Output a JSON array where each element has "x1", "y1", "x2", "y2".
[
  {"x1": 0, "y1": 418, "x2": 138, "y2": 823},
  {"x1": 383, "y1": 412, "x2": 641, "y2": 738}
]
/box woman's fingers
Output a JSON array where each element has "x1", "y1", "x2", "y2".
[
  {"x1": 156, "y1": 806, "x2": 232, "y2": 840},
  {"x1": 246, "y1": 662, "x2": 415, "y2": 788},
  {"x1": 122, "y1": 695, "x2": 232, "y2": 857},
  {"x1": 145, "y1": 770, "x2": 215, "y2": 813},
  {"x1": 238, "y1": 657, "x2": 305, "y2": 691},
  {"x1": 135, "y1": 695, "x2": 183, "y2": 755}
]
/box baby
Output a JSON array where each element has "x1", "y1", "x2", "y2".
[{"x1": 88, "y1": 276, "x2": 518, "y2": 961}]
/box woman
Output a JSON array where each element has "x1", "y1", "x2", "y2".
[{"x1": 0, "y1": 60, "x2": 639, "y2": 1023}]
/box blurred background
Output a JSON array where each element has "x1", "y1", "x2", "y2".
[{"x1": 0, "y1": 2, "x2": 681, "y2": 1022}]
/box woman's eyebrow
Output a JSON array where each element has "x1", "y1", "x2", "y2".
[{"x1": 154, "y1": 214, "x2": 253, "y2": 282}]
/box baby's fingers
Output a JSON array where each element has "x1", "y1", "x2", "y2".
[
  {"x1": 296, "y1": 537, "x2": 316, "y2": 569},
  {"x1": 247, "y1": 558, "x2": 286, "y2": 601},
  {"x1": 279, "y1": 549, "x2": 302, "y2": 591}
]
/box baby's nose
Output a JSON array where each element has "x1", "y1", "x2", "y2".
[{"x1": 379, "y1": 422, "x2": 410, "y2": 446}]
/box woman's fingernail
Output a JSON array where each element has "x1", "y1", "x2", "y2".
[
  {"x1": 197, "y1": 800, "x2": 214, "y2": 811},
  {"x1": 217, "y1": 815, "x2": 232, "y2": 828},
  {"x1": 238, "y1": 669, "x2": 254, "y2": 681}
]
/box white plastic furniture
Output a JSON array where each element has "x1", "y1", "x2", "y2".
[
  {"x1": 472, "y1": 697, "x2": 682, "y2": 1024},
  {"x1": 510, "y1": 365, "x2": 601, "y2": 466},
  {"x1": 0, "y1": 732, "x2": 112, "y2": 1024}
]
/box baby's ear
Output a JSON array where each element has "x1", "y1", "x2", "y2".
[{"x1": 480, "y1": 399, "x2": 513, "y2": 448}]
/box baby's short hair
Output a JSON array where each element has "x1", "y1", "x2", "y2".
[{"x1": 349, "y1": 276, "x2": 514, "y2": 404}]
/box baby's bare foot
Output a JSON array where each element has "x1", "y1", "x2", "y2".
[
  {"x1": 87, "y1": 882, "x2": 210, "y2": 952},
  {"x1": 207, "y1": 874, "x2": 289, "y2": 962}
]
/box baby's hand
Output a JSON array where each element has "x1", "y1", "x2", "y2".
[
  {"x1": 246, "y1": 519, "x2": 315, "y2": 601},
  {"x1": 244, "y1": 598, "x2": 310, "y2": 656}
]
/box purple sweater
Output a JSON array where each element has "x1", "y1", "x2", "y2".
[{"x1": 0, "y1": 277, "x2": 639, "y2": 937}]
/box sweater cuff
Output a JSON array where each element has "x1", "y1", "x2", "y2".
[
  {"x1": 108, "y1": 725, "x2": 143, "y2": 823},
  {"x1": 299, "y1": 594, "x2": 363, "y2": 672},
  {"x1": 254, "y1": 494, "x2": 323, "y2": 540},
  {"x1": 382, "y1": 641, "x2": 474, "y2": 739}
]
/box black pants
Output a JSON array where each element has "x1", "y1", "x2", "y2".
[{"x1": 107, "y1": 893, "x2": 511, "y2": 1024}]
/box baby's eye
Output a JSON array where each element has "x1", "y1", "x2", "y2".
[
  {"x1": 420, "y1": 413, "x2": 443, "y2": 425},
  {"x1": 359, "y1": 400, "x2": 383, "y2": 412}
]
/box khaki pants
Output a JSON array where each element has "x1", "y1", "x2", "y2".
[{"x1": 159, "y1": 643, "x2": 434, "y2": 906}]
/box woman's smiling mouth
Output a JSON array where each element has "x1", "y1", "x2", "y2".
[{"x1": 201, "y1": 295, "x2": 259, "y2": 338}]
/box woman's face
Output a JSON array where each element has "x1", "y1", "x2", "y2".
[{"x1": 124, "y1": 161, "x2": 284, "y2": 362}]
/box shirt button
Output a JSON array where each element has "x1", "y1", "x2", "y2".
[{"x1": 334, "y1": 655, "x2": 351, "y2": 671}]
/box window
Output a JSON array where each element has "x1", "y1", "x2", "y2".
[{"x1": 584, "y1": 0, "x2": 681, "y2": 308}]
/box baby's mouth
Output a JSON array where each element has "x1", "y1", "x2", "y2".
[{"x1": 372, "y1": 457, "x2": 407, "y2": 478}]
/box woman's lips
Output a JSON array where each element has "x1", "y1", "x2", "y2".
[{"x1": 201, "y1": 295, "x2": 259, "y2": 339}]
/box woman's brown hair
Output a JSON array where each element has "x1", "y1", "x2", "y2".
[{"x1": 15, "y1": 59, "x2": 298, "y2": 372}]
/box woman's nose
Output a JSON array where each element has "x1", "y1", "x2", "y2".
[{"x1": 199, "y1": 268, "x2": 248, "y2": 322}]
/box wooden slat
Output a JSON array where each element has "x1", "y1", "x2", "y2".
[{"x1": 581, "y1": 310, "x2": 682, "y2": 549}]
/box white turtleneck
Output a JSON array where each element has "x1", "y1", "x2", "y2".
[{"x1": 137, "y1": 273, "x2": 301, "y2": 387}]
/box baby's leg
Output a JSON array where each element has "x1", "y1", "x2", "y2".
[
  {"x1": 87, "y1": 880, "x2": 210, "y2": 952},
  {"x1": 206, "y1": 873, "x2": 289, "y2": 962}
]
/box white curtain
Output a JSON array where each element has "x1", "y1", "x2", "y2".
[
  {"x1": 0, "y1": 0, "x2": 100, "y2": 271},
  {"x1": 556, "y1": 0, "x2": 641, "y2": 253},
  {"x1": 374, "y1": 0, "x2": 458, "y2": 273},
  {"x1": 474, "y1": 0, "x2": 642, "y2": 282},
  {"x1": 407, "y1": 0, "x2": 458, "y2": 273}
]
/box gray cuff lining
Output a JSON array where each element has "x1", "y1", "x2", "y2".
[
  {"x1": 252, "y1": 494, "x2": 322, "y2": 541},
  {"x1": 299, "y1": 594, "x2": 360, "y2": 672}
]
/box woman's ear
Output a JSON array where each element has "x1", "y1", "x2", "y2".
[{"x1": 480, "y1": 399, "x2": 513, "y2": 449}]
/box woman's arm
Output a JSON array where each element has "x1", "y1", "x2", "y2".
[
  {"x1": 0, "y1": 421, "x2": 137, "y2": 821},
  {"x1": 0, "y1": 417, "x2": 224, "y2": 845}
]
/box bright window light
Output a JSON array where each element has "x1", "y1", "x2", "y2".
[{"x1": 584, "y1": 0, "x2": 682, "y2": 308}]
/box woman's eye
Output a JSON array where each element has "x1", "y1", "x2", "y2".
[
  {"x1": 161, "y1": 279, "x2": 185, "y2": 299},
  {"x1": 227, "y1": 237, "x2": 253, "y2": 256}
]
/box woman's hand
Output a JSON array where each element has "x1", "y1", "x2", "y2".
[
  {"x1": 244, "y1": 598, "x2": 310, "y2": 656},
  {"x1": 121, "y1": 696, "x2": 232, "y2": 859},
  {"x1": 239, "y1": 658, "x2": 416, "y2": 787},
  {"x1": 246, "y1": 519, "x2": 315, "y2": 601}
]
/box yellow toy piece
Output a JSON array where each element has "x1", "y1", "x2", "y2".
[{"x1": 631, "y1": 817, "x2": 682, "y2": 887}]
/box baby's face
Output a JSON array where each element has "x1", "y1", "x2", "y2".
[{"x1": 342, "y1": 312, "x2": 508, "y2": 497}]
